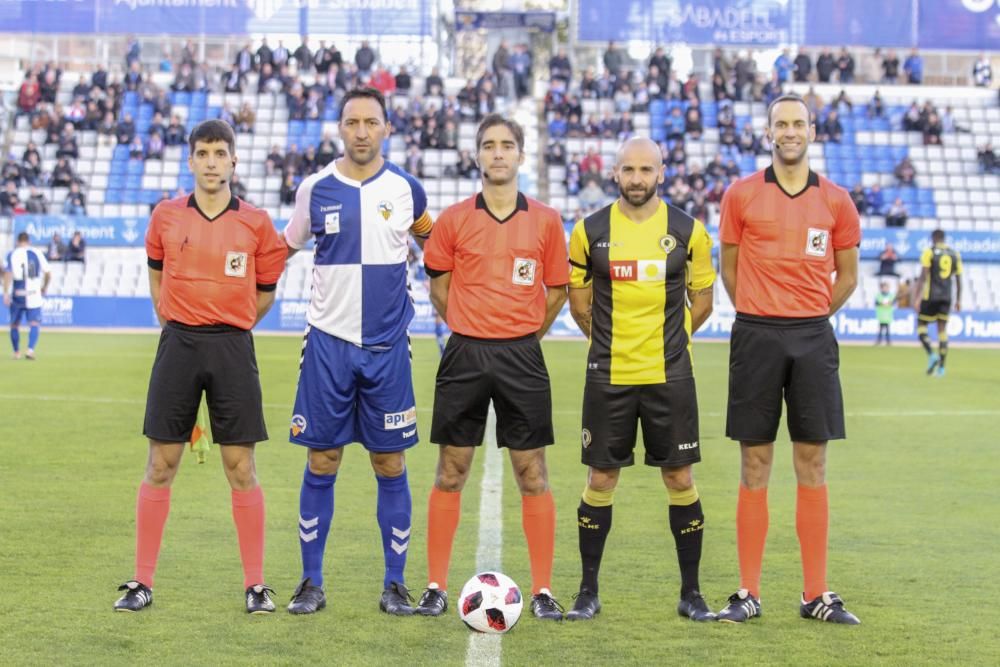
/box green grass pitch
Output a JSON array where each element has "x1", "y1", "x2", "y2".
[{"x1": 0, "y1": 332, "x2": 998, "y2": 666}]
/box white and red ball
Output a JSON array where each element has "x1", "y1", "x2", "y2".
[{"x1": 457, "y1": 571, "x2": 523, "y2": 634}]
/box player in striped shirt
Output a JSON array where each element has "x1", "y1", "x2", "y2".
[
  {"x1": 3, "y1": 232, "x2": 51, "y2": 360},
  {"x1": 284, "y1": 88, "x2": 433, "y2": 616}
]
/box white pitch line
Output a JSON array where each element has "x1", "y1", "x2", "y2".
[{"x1": 465, "y1": 404, "x2": 504, "y2": 667}]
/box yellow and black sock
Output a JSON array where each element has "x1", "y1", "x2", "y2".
[
  {"x1": 668, "y1": 486, "x2": 705, "y2": 597},
  {"x1": 577, "y1": 486, "x2": 613, "y2": 594},
  {"x1": 917, "y1": 323, "x2": 932, "y2": 354},
  {"x1": 938, "y1": 329, "x2": 949, "y2": 368}
]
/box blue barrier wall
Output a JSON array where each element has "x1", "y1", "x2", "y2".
[{"x1": 5, "y1": 296, "x2": 1000, "y2": 343}]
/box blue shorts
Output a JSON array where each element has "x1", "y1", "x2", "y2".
[
  {"x1": 289, "y1": 327, "x2": 418, "y2": 452},
  {"x1": 9, "y1": 304, "x2": 41, "y2": 325}
]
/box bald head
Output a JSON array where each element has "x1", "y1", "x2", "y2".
[
  {"x1": 616, "y1": 136, "x2": 661, "y2": 167},
  {"x1": 615, "y1": 136, "x2": 665, "y2": 209}
]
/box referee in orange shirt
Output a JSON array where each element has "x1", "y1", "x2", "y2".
[
  {"x1": 716, "y1": 95, "x2": 861, "y2": 625},
  {"x1": 415, "y1": 114, "x2": 570, "y2": 620},
  {"x1": 113, "y1": 119, "x2": 287, "y2": 614}
]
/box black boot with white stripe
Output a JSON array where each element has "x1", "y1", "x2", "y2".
[
  {"x1": 245, "y1": 584, "x2": 277, "y2": 614},
  {"x1": 716, "y1": 588, "x2": 761, "y2": 623},
  {"x1": 114, "y1": 580, "x2": 153, "y2": 612},
  {"x1": 800, "y1": 591, "x2": 860, "y2": 625}
]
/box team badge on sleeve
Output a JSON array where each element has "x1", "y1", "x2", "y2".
[
  {"x1": 806, "y1": 228, "x2": 829, "y2": 257},
  {"x1": 291, "y1": 414, "x2": 307, "y2": 436},
  {"x1": 225, "y1": 251, "x2": 248, "y2": 277},
  {"x1": 512, "y1": 258, "x2": 537, "y2": 286}
]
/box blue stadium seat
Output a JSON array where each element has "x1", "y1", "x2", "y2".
[
  {"x1": 136, "y1": 119, "x2": 151, "y2": 134},
  {"x1": 891, "y1": 146, "x2": 908, "y2": 161},
  {"x1": 125, "y1": 175, "x2": 143, "y2": 190},
  {"x1": 127, "y1": 160, "x2": 145, "y2": 175},
  {"x1": 649, "y1": 100, "x2": 667, "y2": 117},
  {"x1": 305, "y1": 120, "x2": 322, "y2": 135},
  {"x1": 124, "y1": 91, "x2": 139, "y2": 106},
  {"x1": 109, "y1": 162, "x2": 128, "y2": 176},
  {"x1": 860, "y1": 158, "x2": 878, "y2": 173},
  {"x1": 122, "y1": 189, "x2": 141, "y2": 204},
  {"x1": 918, "y1": 202, "x2": 936, "y2": 217},
  {"x1": 143, "y1": 189, "x2": 162, "y2": 204},
  {"x1": 188, "y1": 108, "x2": 206, "y2": 122},
  {"x1": 288, "y1": 120, "x2": 305, "y2": 136},
  {"x1": 917, "y1": 188, "x2": 934, "y2": 204},
  {"x1": 650, "y1": 127, "x2": 666, "y2": 142},
  {"x1": 113, "y1": 145, "x2": 130, "y2": 161},
  {"x1": 826, "y1": 157, "x2": 842, "y2": 172},
  {"x1": 105, "y1": 189, "x2": 123, "y2": 204},
  {"x1": 174, "y1": 92, "x2": 191, "y2": 106},
  {"x1": 191, "y1": 91, "x2": 208, "y2": 109},
  {"x1": 876, "y1": 158, "x2": 895, "y2": 173}
]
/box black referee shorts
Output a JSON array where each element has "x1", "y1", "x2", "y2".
[
  {"x1": 143, "y1": 321, "x2": 268, "y2": 445},
  {"x1": 430, "y1": 333, "x2": 554, "y2": 450},
  {"x1": 726, "y1": 314, "x2": 845, "y2": 444},
  {"x1": 582, "y1": 378, "x2": 701, "y2": 469}
]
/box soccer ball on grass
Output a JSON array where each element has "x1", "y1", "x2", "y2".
[{"x1": 458, "y1": 571, "x2": 522, "y2": 634}]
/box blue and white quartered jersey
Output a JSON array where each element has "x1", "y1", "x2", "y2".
[
  {"x1": 5, "y1": 246, "x2": 50, "y2": 308},
  {"x1": 284, "y1": 160, "x2": 432, "y2": 346}
]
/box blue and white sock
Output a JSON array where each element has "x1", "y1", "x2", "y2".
[
  {"x1": 376, "y1": 470, "x2": 412, "y2": 588},
  {"x1": 298, "y1": 466, "x2": 336, "y2": 588}
]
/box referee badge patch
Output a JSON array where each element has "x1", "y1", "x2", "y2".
[
  {"x1": 512, "y1": 258, "x2": 537, "y2": 286},
  {"x1": 806, "y1": 228, "x2": 829, "y2": 257},
  {"x1": 225, "y1": 251, "x2": 248, "y2": 277}
]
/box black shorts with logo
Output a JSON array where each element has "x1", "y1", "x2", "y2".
[
  {"x1": 726, "y1": 314, "x2": 845, "y2": 444},
  {"x1": 581, "y1": 378, "x2": 701, "y2": 468},
  {"x1": 918, "y1": 299, "x2": 951, "y2": 321},
  {"x1": 430, "y1": 333, "x2": 554, "y2": 450},
  {"x1": 143, "y1": 321, "x2": 268, "y2": 445}
]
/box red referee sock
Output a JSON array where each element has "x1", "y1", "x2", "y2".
[
  {"x1": 134, "y1": 482, "x2": 171, "y2": 588},
  {"x1": 522, "y1": 490, "x2": 556, "y2": 595},
  {"x1": 232, "y1": 485, "x2": 266, "y2": 589},
  {"x1": 426, "y1": 486, "x2": 462, "y2": 591},
  {"x1": 736, "y1": 485, "x2": 768, "y2": 599},
  {"x1": 796, "y1": 484, "x2": 829, "y2": 601}
]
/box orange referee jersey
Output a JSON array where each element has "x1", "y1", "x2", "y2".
[
  {"x1": 146, "y1": 194, "x2": 286, "y2": 330},
  {"x1": 423, "y1": 192, "x2": 569, "y2": 339},
  {"x1": 719, "y1": 167, "x2": 861, "y2": 318}
]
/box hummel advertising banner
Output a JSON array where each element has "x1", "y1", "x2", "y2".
[{"x1": 4, "y1": 297, "x2": 1000, "y2": 344}]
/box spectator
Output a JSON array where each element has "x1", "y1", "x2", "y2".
[
  {"x1": 128, "y1": 135, "x2": 145, "y2": 160},
  {"x1": 51, "y1": 158, "x2": 75, "y2": 188},
  {"x1": 403, "y1": 144, "x2": 424, "y2": 178},
  {"x1": 66, "y1": 230, "x2": 86, "y2": 261},
  {"x1": 712, "y1": 73, "x2": 732, "y2": 102},
  {"x1": 91, "y1": 65, "x2": 108, "y2": 91},
  {"x1": 833, "y1": 89, "x2": 853, "y2": 114},
  {"x1": 793, "y1": 50, "x2": 812, "y2": 82},
  {"x1": 354, "y1": 40, "x2": 377, "y2": 77},
  {"x1": 370, "y1": 66, "x2": 396, "y2": 96},
  {"x1": 822, "y1": 110, "x2": 844, "y2": 143},
  {"x1": 580, "y1": 146, "x2": 603, "y2": 174},
  {"x1": 545, "y1": 141, "x2": 566, "y2": 165},
  {"x1": 713, "y1": 47, "x2": 732, "y2": 83},
  {"x1": 229, "y1": 172, "x2": 248, "y2": 202},
  {"x1": 164, "y1": 115, "x2": 186, "y2": 146},
  {"x1": 902, "y1": 101, "x2": 922, "y2": 132},
  {"x1": 425, "y1": 67, "x2": 444, "y2": 96},
  {"x1": 816, "y1": 49, "x2": 836, "y2": 83},
  {"x1": 734, "y1": 51, "x2": 755, "y2": 100},
  {"x1": 761, "y1": 72, "x2": 782, "y2": 105},
  {"x1": 265, "y1": 144, "x2": 284, "y2": 175},
  {"x1": 2, "y1": 152, "x2": 22, "y2": 184},
  {"x1": 96, "y1": 111, "x2": 116, "y2": 146},
  {"x1": 603, "y1": 41, "x2": 625, "y2": 76},
  {"x1": 455, "y1": 149, "x2": 478, "y2": 179},
  {"x1": 877, "y1": 244, "x2": 900, "y2": 277},
  {"x1": 579, "y1": 163, "x2": 603, "y2": 190},
  {"x1": 124, "y1": 35, "x2": 141, "y2": 68},
  {"x1": 0, "y1": 181, "x2": 21, "y2": 215},
  {"x1": 123, "y1": 61, "x2": 143, "y2": 92},
  {"x1": 300, "y1": 145, "x2": 318, "y2": 176},
  {"x1": 115, "y1": 112, "x2": 136, "y2": 145},
  {"x1": 850, "y1": 183, "x2": 868, "y2": 214},
  {"x1": 272, "y1": 40, "x2": 290, "y2": 68},
  {"x1": 510, "y1": 43, "x2": 533, "y2": 99},
  {"x1": 895, "y1": 156, "x2": 917, "y2": 185},
  {"x1": 867, "y1": 90, "x2": 885, "y2": 119},
  {"x1": 255, "y1": 38, "x2": 273, "y2": 71},
  {"x1": 26, "y1": 186, "x2": 48, "y2": 214},
  {"x1": 395, "y1": 66, "x2": 412, "y2": 95},
  {"x1": 222, "y1": 65, "x2": 244, "y2": 93},
  {"x1": 665, "y1": 106, "x2": 685, "y2": 141},
  {"x1": 867, "y1": 183, "x2": 885, "y2": 215},
  {"x1": 315, "y1": 134, "x2": 338, "y2": 168},
  {"x1": 294, "y1": 36, "x2": 313, "y2": 72},
  {"x1": 38, "y1": 68, "x2": 59, "y2": 104},
  {"x1": 896, "y1": 279, "x2": 913, "y2": 309},
  {"x1": 774, "y1": 49, "x2": 793, "y2": 83},
  {"x1": 885, "y1": 198, "x2": 908, "y2": 227},
  {"x1": 836, "y1": 47, "x2": 855, "y2": 83},
  {"x1": 549, "y1": 47, "x2": 572, "y2": 83},
  {"x1": 279, "y1": 173, "x2": 297, "y2": 205},
  {"x1": 978, "y1": 143, "x2": 998, "y2": 174},
  {"x1": 903, "y1": 49, "x2": 923, "y2": 84},
  {"x1": 578, "y1": 178, "x2": 607, "y2": 213},
  {"x1": 882, "y1": 49, "x2": 900, "y2": 83},
  {"x1": 706, "y1": 179, "x2": 726, "y2": 204},
  {"x1": 146, "y1": 131, "x2": 164, "y2": 160},
  {"x1": 17, "y1": 73, "x2": 42, "y2": 118},
  {"x1": 684, "y1": 105, "x2": 703, "y2": 139},
  {"x1": 441, "y1": 119, "x2": 459, "y2": 149},
  {"x1": 63, "y1": 183, "x2": 87, "y2": 215},
  {"x1": 235, "y1": 102, "x2": 256, "y2": 134},
  {"x1": 56, "y1": 123, "x2": 79, "y2": 159},
  {"x1": 923, "y1": 113, "x2": 943, "y2": 145},
  {"x1": 973, "y1": 53, "x2": 993, "y2": 87},
  {"x1": 313, "y1": 40, "x2": 335, "y2": 75},
  {"x1": 45, "y1": 232, "x2": 65, "y2": 260},
  {"x1": 150, "y1": 190, "x2": 170, "y2": 214}
]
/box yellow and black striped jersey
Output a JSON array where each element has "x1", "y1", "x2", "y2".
[
  {"x1": 920, "y1": 243, "x2": 962, "y2": 302},
  {"x1": 569, "y1": 200, "x2": 715, "y2": 385}
]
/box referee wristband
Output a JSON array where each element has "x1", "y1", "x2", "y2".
[
  {"x1": 147, "y1": 257, "x2": 164, "y2": 270},
  {"x1": 425, "y1": 266, "x2": 449, "y2": 278},
  {"x1": 256, "y1": 282, "x2": 277, "y2": 293}
]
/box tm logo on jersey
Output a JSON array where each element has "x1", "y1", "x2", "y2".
[
  {"x1": 384, "y1": 407, "x2": 416, "y2": 430},
  {"x1": 609, "y1": 260, "x2": 666, "y2": 281}
]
